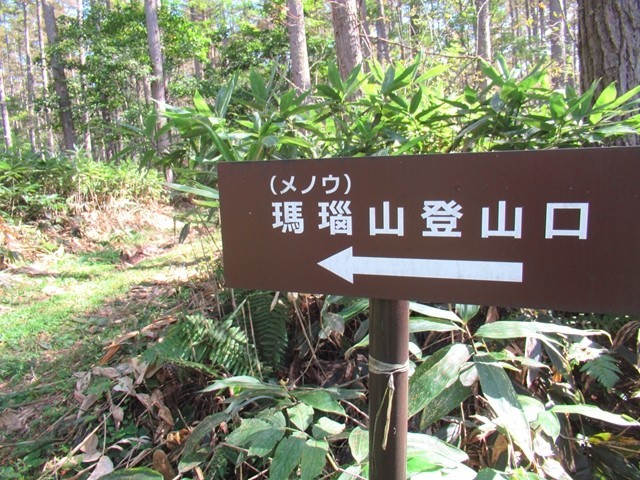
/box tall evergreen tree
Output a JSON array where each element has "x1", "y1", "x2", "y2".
[
  {"x1": 43, "y1": 0, "x2": 76, "y2": 151},
  {"x1": 330, "y1": 0, "x2": 363, "y2": 80},
  {"x1": 286, "y1": 0, "x2": 311, "y2": 93},
  {"x1": 578, "y1": 0, "x2": 640, "y2": 145}
]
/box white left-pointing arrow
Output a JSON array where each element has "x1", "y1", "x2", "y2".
[{"x1": 318, "y1": 247, "x2": 523, "y2": 284}]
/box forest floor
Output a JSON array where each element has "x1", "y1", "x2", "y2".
[{"x1": 0, "y1": 201, "x2": 219, "y2": 479}]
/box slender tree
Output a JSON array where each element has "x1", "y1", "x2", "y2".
[
  {"x1": 76, "y1": 0, "x2": 92, "y2": 153},
  {"x1": 330, "y1": 0, "x2": 363, "y2": 80},
  {"x1": 36, "y1": 0, "x2": 54, "y2": 152},
  {"x1": 42, "y1": 0, "x2": 76, "y2": 151},
  {"x1": 375, "y1": 0, "x2": 390, "y2": 65},
  {"x1": 286, "y1": 0, "x2": 311, "y2": 93},
  {"x1": 144, "y1": 0, "x2": 169, "y2": 153},
  {"x1": 21, "y1": 1, "x2": 37, "y2": 149},
  {"x1": 475, "y1": 0, "x2": 492, "y2": 63},
  {"x1": 0, "y1": 56, "x2": 11, "y2": 149},
  {"x1": 548, "y1": 0, "x2": 566, "y2": 87},
  {"x1": 578, "y1": 0, "x2": 640, "y2": 145}
]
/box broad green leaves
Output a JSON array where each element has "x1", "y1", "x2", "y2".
[
  {"x1": 475, "y1": 353, "x2": 534, "y2": 462},
  {"x1": 408, "y1": 343, "x2": 472, "y2": 420}
]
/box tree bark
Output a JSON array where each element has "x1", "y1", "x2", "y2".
[
  {"x1": 0, "y1": 56, "x2": 12, "y2": 149},
  {"x1": 286, "y1": 0, "x2": 311, "y2": 93},
  {"x1": 375, "y1": 0, "x2": 391, "y2": 65},
  {"x1": 475, "y1": 0, "x2": 492, "y2": 63},
  {"x1": 22, "y1": 1, "x2": 37, "y2": 150},
  {"x1": 144, "y1": 0, "x2": 169, "y2": 154},
  {"x1": 77, "y1": 0, "x2": 92, "y2": 153},
  {"x1": 36, "y1": 0, "x2": 54, "y2": 152},
  {"x1": 42, "y1": 0, "x2": 76, "y2": 151},
  {"x1": 578, "y1": 0, "x2": 640, "y2": 145},
  {"x1": 548, "y1": 0, "x2": 566, "y2": 87},
  {"x1": 330, "y1": 0, "x2": 363, "y2": 80}
]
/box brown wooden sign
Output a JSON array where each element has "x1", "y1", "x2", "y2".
[{"x1": 218, "y1": 147, "x2": 640, "y2": 313}]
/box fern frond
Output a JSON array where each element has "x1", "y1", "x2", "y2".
[
  {"x1": 580, "y1": 354, "x2": 622, "y2": 389},
  {"x1": 236, "y1": 291, "x2": 289, "y2": 371},
  {"x1": 144, "y1": 313, "x2": 258, "y2": 376}
]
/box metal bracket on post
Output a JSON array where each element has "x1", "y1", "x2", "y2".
[{"x1": 368, "y1": 298, "x2": 409, "y2": 480}]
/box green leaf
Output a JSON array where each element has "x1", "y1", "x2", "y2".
[
  {"x1": 215, "y1": 73, "x2": 236, "y2": 118},
  {"x1": 475, "y1": 353, "x2": 534, "y2": 462},
  {"x1": 328, "y1": 63, "x2": 343, "y2": 91},
  {"x1": 226, "y1": 417, "x2": 286, "y2": 457},
  {"x1": 406, "y1": 433, "x2": 476, "y2": 479},
  {"x1": 551, "y1": 404, "x2": 640, "y2": 427},
  {"x1": 535, "y1": 410, "x2": 561, "y2": 440},
  {"x1": 294, "y1": 390, "x2": 345, "y2": 415},
  {"x1": 607, "y1": 83, "x2": 640, "y2": 110},
  {"x1": 409, "y1": 302, "x2": 462, "y2": 323},
  {"x1": 287, "y1": 403, "x2": 314, "y2": 432},
  {"x1": 549, "y1": 92, "x2": 566, "y2": 121},
  {"x1": 381, "y1": 66, "x2": 396, "y2": 95},
  {"x1": 278, "y1": 136, "x2": 314, "y2": 148},
  {"x1": 337, "y1": 465, "x2": 363, "y2": 479},
  {"x1": 250, "y1": 69, "x2": 268, "y2": 107},
  {"x1": 348, "y1": 427, "x2": 368, "y2": 464},
  {"x1": 407, "y1": 432, "x2": 469, "y2": 464},
  {"x1": 415, "y1": 64, "x2": 448, "y2": 83},
  {"x1": 590, "y1": 83, "x2": 618, "y2": 123},
  {"x1": 100, "y1": 469, "x2": 163, "y2": 480},
  {"x1": 202, "y1": 376, "x2": 289, "y2": 397},
  {"x1": 476, "y1": 469, "x2": 509, "y2": 480},
  {"x1": 269, "y1": 434, "x2": 306, "y2": 480},
  {"x1": 408, "y1": 317, "x2": 463, "y2": 333},
  {"x1": 475, "y1": 320, "x2": 605, "y2": 339},
  {"x1": 312, "y1": 417, "x2": 345, "y2": 439},
  {"x1": 594, "y1": 82, "x2": 618, "y2": 108},
  {"x1": 409, "y1": 87, "x2": 423, "y2": 114},
  {"x1": 456, "y1": 304, "x2": 479, "y2": 323},
  {"x1": 167, "y1": 183, "x2": 219, "y2": 200},
  {"x1": 408, "y1": 343, "x2": 473, "y2": 419},
  {"x1": 179, "y1": 412, "x2": 229, "y2": 472},
  {"x1": 300, "y1": 439, "x2": 328, "y2": 480},
  {"x1": 193, "y1": 90, "x2": 213, "y2": 116},
  {"x1": 315, "y1": 84, "x2": 342, "y2": 101},
  {"x1": 480, "y1": 60, "x2": 504, "y2": 86}
]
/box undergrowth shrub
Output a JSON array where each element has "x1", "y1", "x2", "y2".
[{"x1": 0, "y1": 149, "x2": 164, "y2": 221}]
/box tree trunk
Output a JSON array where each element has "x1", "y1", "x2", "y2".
[
  {"x1": 475, "y1": 0, "x2": 492, "y2": 63},
  {"x1": 330, "y1": 0, "x2": 363, "y2": 80},
  {"x1": 375, "y1": 0, "x2": 391, "y2": 65},
  {"x1": 36, "y1": 0, "x2": 54, "y2": 153},
  {"x1": 0, "y1": 56, "x2": 12, "y2": 149},
  {"x1": 77, "y1": 0, "x2": 92, "y2": 153},
  {"x1": 356, "y1": 0, "x2": 373, "y2": 63},
  {"x1": 144, "y1": 0, "x2": 171, "y2": 182},
  {"x1": 22, "y1": 1, "x2": 37, "y2": 150},
  {"x1": 42, "y1": 0, "x2": 76, "y2": 151},
  {"x1": 578, "y1": 0, "x2": 640, "y2": 145},
  {"x1": 548, "y1": 0, "x2": 566, "y2": 87},
  {"x1": 286, "y1": 0, "x2": 311, "y2": 93},
  {"x1": 144, "y1": 0, "x2": 169, "y2": 154}
]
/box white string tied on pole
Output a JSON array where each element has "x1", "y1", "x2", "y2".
[{"x1": 369, "y1": 355, "x2": 411, "y2": 450}]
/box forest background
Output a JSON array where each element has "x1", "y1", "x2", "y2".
[{"x1": 1, "y1": 0, "x2": 640, "y2": 479}]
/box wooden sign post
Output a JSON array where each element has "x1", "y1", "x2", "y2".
[{"x1": 218, "y1": 147, "x2": 640, "y2": 479}]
